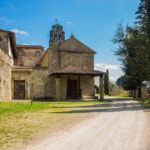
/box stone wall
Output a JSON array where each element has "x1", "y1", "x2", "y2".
[
  {"x1": 50, "y1": 75, "x2": 95, "y2": 100},
  {"x1": 48, "y1": 48, "x2": 95, "y2": 100},
  {"x1": 12, "y1": 67, "x2": 49, "y2": 99},
  {"x1": 31, "y1": 68, "x2": 49, "y2": 98},
  {"x1": 12, "y1": 71, "x2": 31, "y2": 99},
  {"x1": 0, "y1": 49, "x2": 12, "y2": 100},
  {"x1": 80, "y1": 76, "x2": 95, "y2": 99},
  {"x1": 0, "y1": 32, "x2": 9, "y2": 54},
  {"x1": 15, "y1": 47, "x2": 45, "y2": 66},
  {"x1": 49, "y1": 48, "x2": 94, "y2": 73}
]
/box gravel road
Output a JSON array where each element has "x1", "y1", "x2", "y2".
[{"x1": 26, "y1": 99, "x2": 150, "y2": 150}]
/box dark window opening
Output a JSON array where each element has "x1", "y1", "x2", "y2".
[
  {"x1": 0, "y1": 36, "x2": 3, "y2": 41},
  {"x1": 54, "y1": 35, "x2": 57, "y2": 41}
]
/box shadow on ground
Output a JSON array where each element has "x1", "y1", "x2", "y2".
[{"x1": 50, "y1": 99, "x2": 150, "y2": 114}]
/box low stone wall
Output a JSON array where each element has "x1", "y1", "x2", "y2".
[{"x1": 0, "y1": 49, "x2": 13, "y2": 100}]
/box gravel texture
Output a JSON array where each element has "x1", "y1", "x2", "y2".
[{"x1": 26, "y1": 99, "x2": 150, "y2": 150}]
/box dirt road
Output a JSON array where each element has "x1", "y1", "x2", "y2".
[{"x1": 26, "y1": 99, "x2": 150, "y2": 150}]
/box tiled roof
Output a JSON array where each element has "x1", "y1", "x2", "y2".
[
  {"x1": 49, "y1": 66, "x2": 104, "y2": 76},
  {"x1": 12, "y1": 66, "x2": 33, "y2": 72},
  {"x1": 17, "y1": 45, "x2": 44, "y2": 50},
  {"x1": 58, "y1": 35, "x2": 96, "y2": 54},
  {"x1": 12, "y1": 66, "x2": 48, "y2": 72}
]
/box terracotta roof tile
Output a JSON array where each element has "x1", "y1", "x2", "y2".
[
  {"x1": 49, "y1": 66, "x2": 104, "y2": 76},
  {"x1": 12, "y1": 66, "x2": 33, "y2": 72},
  {"x1": 17, "y1": 45, "x2": 44, "y2": 50}
]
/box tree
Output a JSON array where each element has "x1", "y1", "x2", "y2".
[
  {"x1": 113, "y1": 0, "x2": 150, "y2": 98},
  {"x1": 135, "y1": 0, "x2": 150, "y2": 78},
  {"x1": 113, "y1": 24, "x2": 149, "y2": 98},
  {"x1": 135, "y1": 0, "x2": 150, "y2": 39},
  {"x1": 116, "y1": 76, "x2": 138, "y2": 98},
  {"x1": 104, "y1": 70, "x2": 110, "y2": 95},
  {"x1": 116, "y1": 76, "x2": 125, "y2": 87}
]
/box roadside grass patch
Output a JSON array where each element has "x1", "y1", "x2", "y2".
[
  {"x1": 0, "y1": 100, "x2": 105, "y2": 150},
  {"x1": 143, "y1": 99, "x2": 150, "y2": 104},
  {"x1": 143, "y1": 99, "x2": 150, "y2": 110},
  {"x1": 0, "y1": 101, "x2": 102, "y2": 115}
]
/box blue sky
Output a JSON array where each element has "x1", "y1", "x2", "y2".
[{"x1": 0, "y1": 0, "x2": 139, "y2": 81}]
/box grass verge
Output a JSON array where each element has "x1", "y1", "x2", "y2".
[
  {"x1": 0, "y1": 101, "x2": 104, "y2": 114},
  {"x1": 0, "y1": 100, "x2": 105, "y2": 150}
]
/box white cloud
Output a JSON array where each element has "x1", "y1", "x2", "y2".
[
  {"x1": 95, "y1": 63, "x2": 123, "y2": 82},
  {"x1": 0, "y1": 16, "x2": 11, "y2": 23},
  {"x1": 11, "y1": 29, "x2": 29, "y2": 36},
  {"x1": 95, "y1": 63, "x2": 119, "y2": 70}
]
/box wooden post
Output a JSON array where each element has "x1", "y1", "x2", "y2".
[
  {"x1": 78, "y1": 76, "x2": 81, "y2": 99},
  {"x1": 55, "y1": 77, "x2": 61, "y2": 101},
  {"x1": 99, "y1": 75, "x2": 104, "y2": 100},
  {"x1": 31, "y1": 83, "x2": 33, "y2": 106}
]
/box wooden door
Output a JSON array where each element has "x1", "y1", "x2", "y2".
[
  {"x1": 67, "y1": 79, "x2": 78, "y2": 99},
  {"x1": 14, "y1": 80, "x2": 25, "y2": 99}
]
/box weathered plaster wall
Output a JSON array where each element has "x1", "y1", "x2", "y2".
[
  {"x1": 12, "y1": 68, "x2": 49, "y2": 99},
  {"x1": 80, "y1": 76, "x2": 95, "y2": 99},
  {"x1": 12, "y1": 71, "x2": 31, "y2": 99},
  {"x1": 49, "y1": 47, "x2": 94, "y2": 73},
  {"x1": 15, "y1": 47, "x2": 45, "y2": 66},
  {"x1": 0, "y1": 49, "x2": 12, "y2": 100},
  {"x1": 31, "y1": 69, "x2": 49, "y2": 98},
  {"x1": 0, "y1": 32, "x2": 9, "y2": 54}
]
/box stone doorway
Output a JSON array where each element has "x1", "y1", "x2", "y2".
[
  {"x1": 67, "y1": 79, "x2": 78, "y2": 99},
  {"x1": 14, "y1": 80, "x2": 25, "y2": 99}
]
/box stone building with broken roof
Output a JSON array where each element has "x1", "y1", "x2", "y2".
[{"x1": 0, "y1": 23, "x2": 104, "y2": 101}]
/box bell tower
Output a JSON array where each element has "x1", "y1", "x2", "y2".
[{"x1": 49, "y1": 20, "x2": 65, "y2": 46}]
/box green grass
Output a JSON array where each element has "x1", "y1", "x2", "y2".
[
  {"x1": 0, "y1": 100, "x2": 106, "y2": 150},
  {"x1": 0, "y1": 101, "x2": 102, "y2": 115},
  {"x1": 141, "y1": 99, "x2": 150, "y2": 110},
  {"x1": 143, "y1": 99, "x2": 150, "y2": 104}
]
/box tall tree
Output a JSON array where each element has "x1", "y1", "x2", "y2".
[
  {"x1": 135, "y1": 0, "x2": 150, "y2": 79},
  {"x1": 113, "y1": 24, "x2": 149, "y2": 98},
  {"x1": 113, "y1": 0, "x2": 150, "y2": 97},
  {"x1": 104, "y1": 70, "x2": 110, "y2": 95},
  {"x1": 116, "y1": 76, "x2": 138, "y2": 97},
  {"x1": 135, "y1": 0, "x2": 150, "y2": 39}
]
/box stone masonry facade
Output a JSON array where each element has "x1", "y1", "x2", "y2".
[
  {"x1": 0, "y1": 23, "x2": 104, "y2": 101},
  {"x1": 0, "y1": 49, "x2": 12, "y2": 100},
  {"x1": 49, "y1": 41, "x2": 95, "y2": 100}
]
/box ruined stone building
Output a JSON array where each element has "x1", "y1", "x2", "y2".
[{"x1": 0, "y1": 23, "x2": 104, "y2": 101}]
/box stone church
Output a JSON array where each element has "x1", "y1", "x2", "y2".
[{"x1": 0, "y1": 23, "x2": 104, "y2": 101}]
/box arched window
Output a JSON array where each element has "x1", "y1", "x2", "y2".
[{"x1": 54, "y1": 35, "x2": 57, "y2": 41}]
